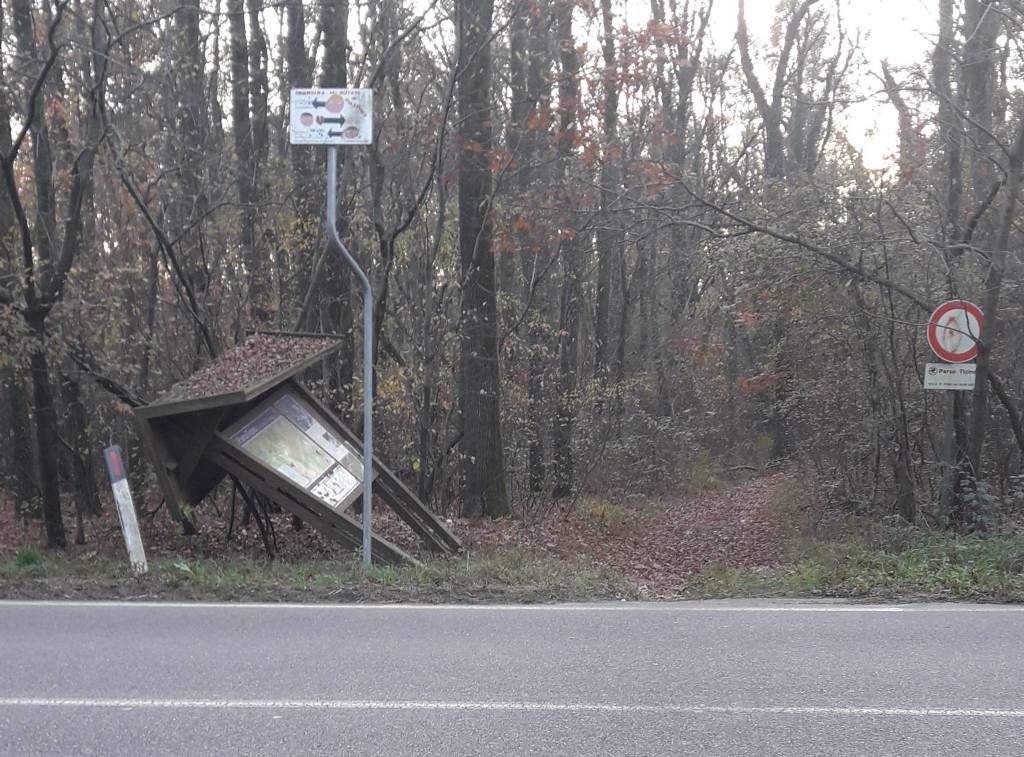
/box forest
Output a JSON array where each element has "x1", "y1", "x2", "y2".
[{"x1": 1, "y1": 0, "x2": 1023, "y2": 556}]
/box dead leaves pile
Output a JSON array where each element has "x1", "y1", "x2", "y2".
[
  {"x1": 2, "y1": 473, "x2": 793, "y2": 600},
  {"x1": 453, "y1": 472, "x2": 792, "y2": 597}
]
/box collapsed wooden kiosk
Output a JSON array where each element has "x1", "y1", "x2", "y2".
[{"x1": 133, "y1": 333, "x2": 461, "y2": 564}]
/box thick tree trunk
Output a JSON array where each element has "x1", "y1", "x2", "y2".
[
  {"x1": 456, "y1": 0, "x2": 511, "y2": 518},
  {"x1": 4, "y1": 0, "x2": 106, "y2": 547},
  {"x1": 880, "y1": 63, "x2": 917, "y2": 186},
  {"x1": 60, "y1": 372, "x2": 101, "y2": 516},
  {"x1": 318, "y1": 0, "x2": 355, "y2": 411},
  {"x1": 933, "y1": 0, "x2": 965, "y2": 239},
  {"x1": 4, "y1": 370, "x2": 38, "y2": 519},
  {"x1": 737, "y1": 0, "x2": 818, "y2": 180},
  {"x1": 0, "y1": 15, "x2": 38, "y2": 521},
  {"x1": 175, "y1": 0, "x2": 212, "y2": 358},
  {"x1": 593, "y1": 0, "x2": 619, "y2": 376},
  {"x1": 550, "y1": 1, "x2": 582, "y2": 500},
  {"x1": 228, "y1": 0, "x2": 265, "y2": 323},
  {"x1": 286, "y1": 1, "x2": 317, "y2": 311},
  {"x1": 963, "y1": 0, "x2": 1000, "y2": 208},
  {"x1": 28, "y1": 311, "x2": 66, "y2": 548},
  {"x1": 966, "y1": 119, "x2": 1024, "y2": 482},
  {"x1": 509, "y1": 3, "x2": 551, "y2": 492},
  {"x1": 246, "y1": 0, "x2": 270, "y2": 166}
]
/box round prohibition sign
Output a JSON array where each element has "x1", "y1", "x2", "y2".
[{"x1": 927, "y1": 300, "x2": 983, "y2": 363}]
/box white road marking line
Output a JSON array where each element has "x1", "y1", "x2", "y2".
[{"x1": 0, "y1": 697, "x2": 1022, "y2": 718}]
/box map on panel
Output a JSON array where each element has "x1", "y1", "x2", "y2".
[
  {"x1": 273, "y1": 393, "x2": 358, "y2": 468},
  {"x1": 231, "y1": 391, "x2": 363, "y2": 510},
  {"x1": 234, "y1": 408, "x2": 333, "y2": 488}
]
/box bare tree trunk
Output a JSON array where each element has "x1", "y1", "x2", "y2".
[
  {"x1": 550, "y1": 1, "x2": 582, "y2": 500},
  {"x1": 175, "y1": 0, "x2": 212, "y2": 359},
  {"x1": 593, "y1": 0, "x2": 619, "y2": 377},
  {"x1": 737, "y1": 0, "x2": 818, "y2": 180},
  {"x1": 456, "y1": 0, "x2": 511, "y2": 517},
  {"x1": 27, "y1": 312, "x2": 66, "y2": 547},
  {"x1": 228, "y1": 0, "x2": 265, "y2": 323},
  {"x1": 966, "y1": 119, "x2": 1024, "y2": 483},
  {"x1": 247, "y1": 0, "x2": 270, "y2": 166},
  {"x1": 963, "y1": 0, "x2": 1000, "y2": 208},
  {"x1": 509, "y1": 2, "x2": 551, "y2": 492},
  {"x1": 60, "y1": 372, "x2": 101, "y2": 522},
  {"x1": 318, "y1": 0, "x2": 355, "y2": 411},
  {"x1": 933, "y1": 0, "x2": 965, "y2": 239},
  {"x1": 9, "y1": 0, "x2": 65, "y2": 547},
  {"x1": 881, "y1": 62, "x2": 917, "y2": 186},
  {"x1": 3, "y1": 0, "x2": 107, "y2": 548},
  {"x1": 0, "y1": 10, "x2": 39, "y2": 521},
  {"x1": 286, "y1": 1, "x2": 317, "y2": 312}
]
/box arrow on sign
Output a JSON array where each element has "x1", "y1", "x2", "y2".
[
  {"x1": 321, "y1": 116, "x2": 345, "y2": 125},
  {"x1": 312, "y1": 97, "x2": 327, "y2": 108},
  {"x1": 328, "y1": 129, "x2": 349, "y2": 137}
]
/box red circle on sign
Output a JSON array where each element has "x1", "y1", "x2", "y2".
[{"x1": 927, "y1": 300, "x2": 983, "y2": 363}]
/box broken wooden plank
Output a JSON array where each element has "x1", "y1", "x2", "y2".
[
  {"x1": 208, "y1": 437, "x2": 415, "y2": 566},
  {"x1": 289, "y1": 380, "x2": 462, "y2": 555}
]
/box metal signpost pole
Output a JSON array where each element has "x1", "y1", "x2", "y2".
[
  {"x1": 326, "y1": 145, "x2": 374, "y2": 567},
  {"x1": 924, "y1": 300, "x2": 985, "y2": 528},
  {"x1": 938, "y1": 391, "x2": 955, "y2": 526}
]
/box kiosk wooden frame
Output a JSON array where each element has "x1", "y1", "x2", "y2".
[{"x1": 133, "y1": 333, "x2": 460, "y2": 564}]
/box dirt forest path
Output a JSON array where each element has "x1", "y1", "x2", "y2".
[{"x1": 457, "y1": 472, "x2": 795, "y2": 596}]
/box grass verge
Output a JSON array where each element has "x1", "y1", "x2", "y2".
[
  {"x1": 687, "y1": 531, "x2": 1024, "y2": 602},
  {"x1": 0, "y1": 548, "x2": 637, "y2": 603},
  {"x1": 6, "y1": 524, "x2": 1024, "y2": 604}
]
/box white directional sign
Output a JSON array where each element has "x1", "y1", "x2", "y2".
[
  {"x1": 924, "y1": 362, "x2": 977, "y2": 391},
  {"x1": 289, "y1": 88, "x2": 373, "y2": 145}
]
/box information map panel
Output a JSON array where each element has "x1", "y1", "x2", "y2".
[{"x1": 231, "y1": 390, "x2": 363, "y2": 511}]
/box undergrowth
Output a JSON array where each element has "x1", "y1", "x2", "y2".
[
  {"x1": 7, "y1": 503, "x2": 1024, "y2": 603},
  {"x1": 0, "y1": 548, "x2": 636, "y2": 603},
  {"x1": 786, "y1": 533, "x2": 1024, "y2": 600},
  {"x1": 688, "y1": 526, "x2": 1024, "y2": 602}
]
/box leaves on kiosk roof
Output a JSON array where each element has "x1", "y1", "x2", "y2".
[{"x1": 147, "y1": 334, "x2": 339, "y2": 408}]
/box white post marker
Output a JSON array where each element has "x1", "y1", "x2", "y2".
[
  {"x1": 290, "y1": 87, "x2": 376, "y2": 567},
  {"x1": 102, "y1": 446, "x2": 147, "y2": 575}
]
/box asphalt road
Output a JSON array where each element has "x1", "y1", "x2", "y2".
[{"x1": 2, "y1": 599, "x2": 1023, "y2": 756}]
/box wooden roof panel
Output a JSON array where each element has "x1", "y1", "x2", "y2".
[{"x1": 136, "y1": 333, "x2": 341, "y2": 419}]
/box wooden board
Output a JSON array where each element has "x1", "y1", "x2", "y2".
[
  {"x1": 289, "y1": 380, "x2": 462, "y2": 555},
  {"x1": 133, "y1": 338, "x2": 461, "y2": 563},
  {"x1": 207, "y1": 436, "x2": 414, "y2": 565},
  {"x1": 136, "y1": 335, "x2": 342, "y2": 420}
]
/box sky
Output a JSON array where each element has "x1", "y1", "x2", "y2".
[
  {"x1": 623, "y1": 0, "x2": 939, "y2": 169},
  {"x1": 316, "y1": 0, "x2": 940, "y2": 171}
]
